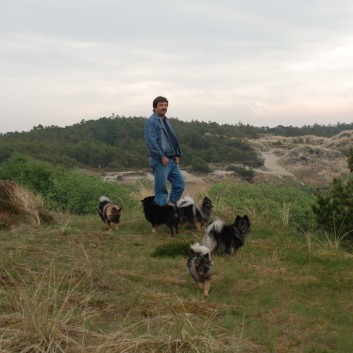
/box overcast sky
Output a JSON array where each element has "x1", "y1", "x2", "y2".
[{"x1": 1, "y1": 0, "x2": 353, "y2": 133}]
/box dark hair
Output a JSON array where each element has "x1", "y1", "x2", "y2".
[{"x1": 153, "y1": 96, "x2": 168, "y2": 108}]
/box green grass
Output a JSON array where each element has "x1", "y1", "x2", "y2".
[{"x1": 0, "y1": 183, "x2": 353, "y2": 353}]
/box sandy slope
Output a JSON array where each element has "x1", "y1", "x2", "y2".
[
  {"x1": 256, "y1": 150, "x2": 296, "y2": 178},
  {"x1": 94, "y1": 130, "x2": 352, "y2": 186}
]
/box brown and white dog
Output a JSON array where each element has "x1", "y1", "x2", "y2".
[{"x1": 97, "y1": 196, "x2": 122, "y2": 230}]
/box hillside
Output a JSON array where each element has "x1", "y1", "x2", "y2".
[
  {"x1": 89, "y1": 130, "x2": 353, "y2": 187},
  {"x1": 1, "y1": 138, "x2": 352, "y2": 352},
  {"x1": 1, "y1": 117, "x2": 352, "y2": 177},
  {"x1": 251, "y1": 130, "x2": 352, "y2": 184},
  {"x1": 1, "y1": 179, "x2": 352, "y2": 352}
]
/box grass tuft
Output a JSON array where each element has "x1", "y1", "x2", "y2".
[
  {"x1": 0, "y1": 180, "x2": 53, "y2": 227},
  {"x1": 0, "y1": 263, "x2": 95, "y2": 353},
  {"x1": 151, "y1": 241, "x2": 191, "y2": 258}
]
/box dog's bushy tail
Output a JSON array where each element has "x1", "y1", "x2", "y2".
[
  {"x1": 177, "y1": 195, "x2": 195, "y2": 208},
  {"x1": 190, "y1": 242, "x2": 211, "y2": 259},
  {"x1": 99, "y1": 195, "x2": 111, "y2": 204},
  {"x1": 202, "y1": 220, "x2": 224, "y2": 253}
]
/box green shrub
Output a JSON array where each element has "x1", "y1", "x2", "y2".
[
  {"x1": 0, "y1": 154, "x2": 136, "y2": 214},
  {"x1": 348, "y1": 147, "x2": 353, "y2": 172},
  {"x1": 208, "y1": 182, "x2": 316, "y2": 231},
  {"x1": 151, "y1": 242, "x2": 191, "y2": 257},
  {"x1": 191, "y1": 157, "x2": 210, "y2": 173},
  {"x1": 225, "y1": 165, "x2": 256, "y2": 182},
  {"x1": 313, "y1": 179, "x2": 353, "y2": 239}
]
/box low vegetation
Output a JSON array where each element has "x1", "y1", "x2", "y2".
[
  {"x1": 0, "y1": 154, "x2": 137, "y2": 215},
  {"x1": 313, "y1": 178, "x2": 353, "y2": 241},
  {"x1": 0, "y1": 180, "x2": 53, "y2": 229},
  {"x1": 1, "y1": 161, "x2": 353, "y2": 352}
]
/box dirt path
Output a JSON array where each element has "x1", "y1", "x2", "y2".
[
  {"x1": 255, "y1": 150, "x2": 296, "y2": 178},
  {"x1": 98, "y1": 149, "x2": 297, "y2": 185}
]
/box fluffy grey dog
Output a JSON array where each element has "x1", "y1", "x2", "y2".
[{"x1": 187, "y1": 242, "x2": 212, "y2": 297}]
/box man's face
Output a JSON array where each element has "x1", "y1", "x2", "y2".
[{"x1": 155, "y1": 101, "x2": 168, "y2": 117}]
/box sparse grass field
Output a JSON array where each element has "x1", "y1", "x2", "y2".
[{"x1": 1, "y1": 181, "x2": 353, "y2": 352}]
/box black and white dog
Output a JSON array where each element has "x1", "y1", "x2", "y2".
[
  {"x1": 177, "y1": 196, "x2": 213, "y2": 231},
  {"x1": 141, "y1": 196, "x2": 180, "y2": 237},
  {"x1": 202, "y1": 215, "x2": 251, "y2": 255}
]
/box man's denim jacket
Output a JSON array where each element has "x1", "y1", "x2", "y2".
[{"x1": 144, "y1": 113, "x2": 181, "y2": 160}]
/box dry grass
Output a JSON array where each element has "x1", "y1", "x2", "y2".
[
  {"x1": 253, "y1": 130, "x2": 353, "y2": 155},
  {"x1": 88, "y1": 307, "x2": 244, "y2": 353},
  {"x1": 0, "y1": 209, "x2": 17, "y2": 229},
  {"x1": 0, "y1": 180, "x2": 53, "y2": 227},
  {"x1": 1, "y1": 217, "x2": 352, "y2": 353},
  {"x1": 1, "y1": 180, "x2": 353, "y2": 352},
  {"x1": 0, "y1": 265, "x2": 249, "y2": 353},
  {"x1": 134, "y1": 180, "x2": 154, "y2": 200},
  {"x1": 0, "y1": 263, "x2": 95, "y2": 353},
  {"x1": 250, "y1": 130, "x2": 352, "y2": 184},
  {"x1": 306, "y1": 228, "x2": 353, "y2": 256},
  {"x1": 277, "y1": 202, "x2": 292, "y2": 227}
]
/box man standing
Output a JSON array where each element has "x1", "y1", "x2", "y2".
[{"x1": 144, "y1": 96, "x2": 185, "y2": 206}]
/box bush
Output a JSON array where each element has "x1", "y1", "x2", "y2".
[
  {"x1": 191, "y1": 157, "x2": 210, "y2": 173},
  {"x1": 151, "y1": 242, "x2": 191, "y2": 257},
  {"x1": 348, "y1": 148, "x2": 353, "y2": 172},
  {"x1": 313, "y1": 178, "x2": 353, "y2": 239},
  {"x1": 225, "y1": 165, "x2": 256, "y2": 182},
  {"x1": 208, "y1": 182, "x2": 316, "y2": 231},
  {"x1": 0, "y1": 154, "x2": 136, "y2": 215},
  {"x1": 0, "y1": 180, "x2": 53, "y2": 227}
]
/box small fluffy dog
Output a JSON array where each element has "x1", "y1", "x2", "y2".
[
  {"x1": 97, "y1": 196, "x2": 122, "y2": 230},
  {"x1": 141, "y1": 196, "x2": 180, "y2": 237},
  {"x1": 203, "y1": 215, "x2": 251, "y2": 255},
  {"x1": 187, "y1": 242, "x2": 212, "y2": 297},
  {"x1": 177, "y1": 196, "x2": 213, "y2": 231}
]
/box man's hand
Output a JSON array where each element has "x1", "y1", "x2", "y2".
[{"x1": 161, "y1": 156, "x2": 179, "y2": 165}]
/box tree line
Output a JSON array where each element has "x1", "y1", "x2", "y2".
[
  {"x1": 0, "y1": 116, "x2": 261, "y2": 170},
  {"x1": 0, "y1": 116, "x2": 352, "y2": 170}
]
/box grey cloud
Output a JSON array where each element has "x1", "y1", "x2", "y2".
[{"x1": 1, "y1": 0, "x2": 353, "y2": 133}]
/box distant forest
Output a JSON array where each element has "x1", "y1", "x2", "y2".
[{"x1": 0, "y1": 115, "x2": 352, "y2": 170}]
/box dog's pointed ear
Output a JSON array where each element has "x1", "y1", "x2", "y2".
[
  {"x1": 112, "y1": 207, "x2": 122, "y2": 214},
  {"x1": 204, "y1": 252, "x2": 210, "y2": 259},
  {"x1": 235, "y1": 215, "x2": 242, "y2": 224}
]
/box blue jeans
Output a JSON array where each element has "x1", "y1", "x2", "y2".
[{"x1": 150, "y1": 157, "x2": 185, "y2": 206}]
